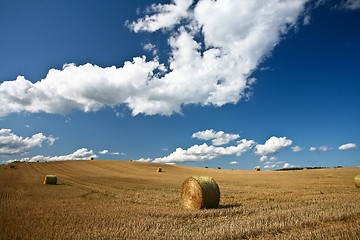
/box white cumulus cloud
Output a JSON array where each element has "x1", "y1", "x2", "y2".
[
  {"x1": 339, "y1": 143, "x2": 357, "y2": 150},
  {"x1": 309, "y1": 147, "x2": 316, "y2": 151},
  {"x1": 229, "y1": 161, "x2": 238, "y2": 165},
  {"x1": 254, "y1": 136, "x2": 292, "y2": 156},
  {"x1": 134, "y1": 158, "x2": 152, "y2": 162},
  {"x1": 192, "y1": 129, "x2": 240, "y2": 146},
  {"x1": 0, "y1": 0, "x2": 310, "y2": 117},
  {"x1": 259, "y1": 156, "x2": 268, "y2": 162},
  {"x1": 154, "y1": 139, "x2": 255, "y2": 163},
  {"x1": 264, "y1": 164, "x2": 278, "y2": 169},
  {"x1": 283, "y1": 162, "x2": 296, "y2": 168},
  {"x1": 0, "y1": 129, "x2": 56, "y2": 155}
]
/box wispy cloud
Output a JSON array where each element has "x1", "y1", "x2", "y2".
[
  {"x1": 254, "y1": 136, "x2": 292, "y2": 156},
  {"x1": 99, "y1": 150, "x2": 126, "y2": 155},
  {"x1": 99, "y1": 150, "x2": 109, "y2": 154},
  {"x1": 111, "y1": 152, "x2": 126, "y2": 155},
  {"x1": 0, "y1": 129, "x2": 56, "y2": 155},
  {"x1": 318, "y1": 146, "x2": 333, "y2": 152},
  {"x1": 6, "y1": 148, "x2": 97, "y2": 163},
  {"x1": 291, "y1": 146, "x2": 304, "y2": 152},
  {"x1": 336, "y1": 0, "x2": 360, "y2": 10}
]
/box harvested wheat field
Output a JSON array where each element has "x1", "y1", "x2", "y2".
[{"x1": 1, "y1": 160, "x2": 359, "y2": 239}]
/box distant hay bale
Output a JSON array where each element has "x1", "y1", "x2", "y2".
[
  {"x1": 355, "y1": 174, "x2": 360, "y2": 188},
  {"x1": 10, "y1": 163, "x2": 15, "y2": 169},
  {"x1": 157, "y1": 167, "x2": 162, "y2": 172},
  {"x1": 90, "y1": 157, "x2": 94, "y2": 160},
  {"x1": 129, "y1": 160, "x2": 133, "y2": 162},
  {"x1": 303, "y1": 168, "x2": 307, "y2": 170},
  {"x1": 44, "y1": 175, "x2": 57, "y2": 185},
  {"x1": 181, "y1": 176, "x2": 220, "y2": 210},
  {"x1": 255, "y1": 167, "x2": 260, "y2": 171},
  {"x1": 216, "y1": 167, "x2": 221, "y2": 169}
]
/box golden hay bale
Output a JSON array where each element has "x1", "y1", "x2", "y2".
[
  {"x1": 181, "y1": 176, "x2": 220, "y2": 210},
  {"x1": 157, "y1": 167, "x2": 162, "y2": 172},
  {"x1": 44, "y1": 175, "x2": 57, "y2": 185},
  {"x1": 303, "y1": 168, "x2": 307, "y2": 170},
  {"x1": 255, "y1": 167, "x2": 260, "y2": 171},
  {"x1": 355, "y1": 174, "x2": 360, "y2": 188}
]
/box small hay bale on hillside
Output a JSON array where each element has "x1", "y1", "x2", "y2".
[
  {"x1": 44, "y1": 175, "x2": 57, "y2": 185},
  {"x1": 255, "y1": 167, "x2": 260, "y2": 171},
  {"x1": 303, "y1": 168, "x2": 307, "y2": 170},
  {"x1": 216, "y1": 167, "x2": 221, "y2": 169},
  {"x1": 157, "y1": 167, "x2": 162, "y2": 172},
  {"x1": 90, "y1": 157, "x2": 94, "y2": 160},
  {"x1": 355, "y1": 174, "x2": 360, "y2": 188},
  {"x1": 181, "y1": 176, "x2": 220, "y2": 210}
]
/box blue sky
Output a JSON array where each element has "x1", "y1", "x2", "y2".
[{"x1": 0, "y1": 0, "x2": 359, "y2": 170}]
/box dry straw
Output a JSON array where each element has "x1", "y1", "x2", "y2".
[
  {"x1": 255, "y1": 167, "x2": 260, "y2": 171},
  {"x1": 181, "y1": 176, "x2": 220, "y2": 210},
  {"x1": 44, "y1": 175, "x2": 57, "y2": 185},
  {"x1": 157, "y1": 167, "x2": 162, "y2": 172},
  {"x1": 355, "y1": 174, "x2": 360, "y2": 188}
]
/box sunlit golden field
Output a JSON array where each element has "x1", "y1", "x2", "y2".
[{"x1": 1, "y1": 160, "x2": 359, "y2": 239}]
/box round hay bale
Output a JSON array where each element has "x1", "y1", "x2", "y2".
[
  {"x1": 44, "y1": 175, "x2": 57, "y2": 185},
  {"x1": 181, "y1": 176, "x2": 220, "y2": 210},
  {"x1": 255, "y1": 167, "x2": 260, "y2": 171},
  {"x1": 157, "y1": 167, "x2": 162, "y2": 172},
  {"x1": 90, "y1": 157, "x2": 94, "y2": 160},
  {"x1": 10, "y1": 163, "x2": 15, "y2": 169},
  {"x1": 355, "y1": 174, "x2": 360, "y2": 188}
]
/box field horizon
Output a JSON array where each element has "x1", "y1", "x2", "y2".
[{"x1": 1, "y1": 160, "x2": 359, "y2": 239}]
